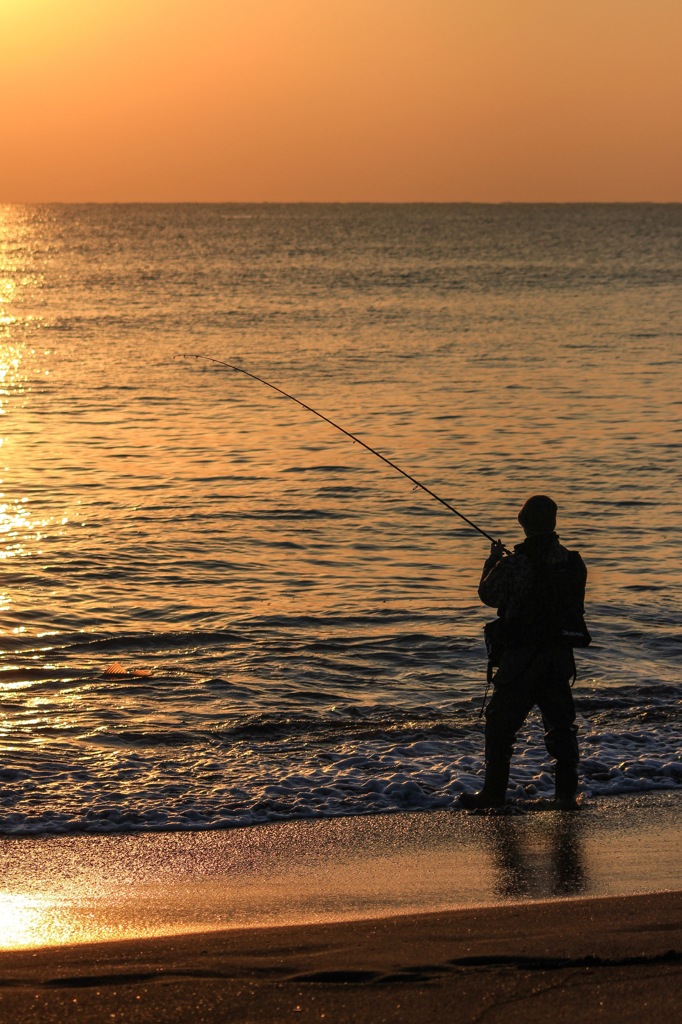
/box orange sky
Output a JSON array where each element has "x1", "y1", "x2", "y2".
[{"x1": 2, "y1": 0, "x2": 681, "y2": 202}]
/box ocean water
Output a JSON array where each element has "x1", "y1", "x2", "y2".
[{"x1": 0, "y1": 203, "x2": 680, "y2": 836}]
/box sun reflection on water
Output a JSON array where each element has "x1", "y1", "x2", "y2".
[{"x1": 0, "y1": 240, "x2": 61, "y2": 630}]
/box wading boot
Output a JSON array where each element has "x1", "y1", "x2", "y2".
[
  {"x1": 554, "y1": 764, "x2": 579, "y2": 808},
  {"x1": 459, "y1": 763, "x2": 509, "y2": 810}
]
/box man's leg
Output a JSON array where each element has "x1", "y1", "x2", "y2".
[
  {"x1": 461, "y1": 650, "x2": 536, "y2": 809},
  {"x1": 536, "y1": 648, "x2": 579, "y2": 805}
]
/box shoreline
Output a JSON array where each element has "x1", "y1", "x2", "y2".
[
  {"x1": 1, "y1": 791, "x2": 680, "y2": 951},
  {"x1": 1, "y1": 890, "x2": 680, "y2": 1023}
]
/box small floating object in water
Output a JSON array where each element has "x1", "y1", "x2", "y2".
[{"x1": 103, "y1": 661, "x2": 153, "y2": 678}]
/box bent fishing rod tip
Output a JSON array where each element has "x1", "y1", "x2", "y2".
[
  {"x1": 178, "y1": 352, "x2": 511, "y2": 551},
  {"x1": 181, "y1": 353, "x2": 243, "y2": 372}
]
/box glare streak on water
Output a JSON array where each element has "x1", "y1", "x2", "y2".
[{"x1": 0, "y1": 203, "x2": 680, "y2": 835}]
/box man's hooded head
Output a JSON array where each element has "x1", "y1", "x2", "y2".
[{"x1": 518, "y1": 495, "x2": 558, "y2": 536}]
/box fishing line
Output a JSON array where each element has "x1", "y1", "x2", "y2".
[{"x1": 181, "y1": 353, "x2": 504, "y2": 548}]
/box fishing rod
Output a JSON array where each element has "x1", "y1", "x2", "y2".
[{"x1": 182, "y1": 353, "x2": 505, "y2": 549}]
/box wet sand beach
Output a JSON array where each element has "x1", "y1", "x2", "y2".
[
  {"x1": 0, "y1": 794, "x2": 680, "y2": 948},
  {"x1": 1, "y1": 794, "x2": 680, "y2": 1022},
  {"x1": 0, "y1": 890, "x2": 679, "y2": 1023}
]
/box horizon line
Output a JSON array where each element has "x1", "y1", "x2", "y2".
[{"x1": 2, "y1": 199, "x2": 681, "y2": 207}]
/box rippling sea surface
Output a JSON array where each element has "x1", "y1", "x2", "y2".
[{"x1": 0, "y1": 204, "x2": 680, "y2": 835}]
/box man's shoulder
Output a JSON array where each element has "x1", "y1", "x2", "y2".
[
  {"x1": 557, "y1": 544, "x2": 586, "y2": 565},
  {"x1": 549, "y1": 544, "x2": 587, "y2": 584},
  {"x1": 549, "y1": 539, "x2": 584, "y2": 564}
]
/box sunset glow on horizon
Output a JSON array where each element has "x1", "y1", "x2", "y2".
[{"x1": 1, "y1": 0, "x2": 681, "y2": 203}]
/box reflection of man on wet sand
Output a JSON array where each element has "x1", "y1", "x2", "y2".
[
  {"x1": 485, "y1": 814, "x2": 587, "y2": 900},
  {"x1": 461, "y1": 495, "x2": 589, "y2": 810}
]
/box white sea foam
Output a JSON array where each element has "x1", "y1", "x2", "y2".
[{"x1": 1, "y1": 686, "x2": 679, "y2": 836}]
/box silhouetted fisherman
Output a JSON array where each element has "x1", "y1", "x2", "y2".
[{"x1": 460, "y1": 495, "x2": 588, "y2": 810}]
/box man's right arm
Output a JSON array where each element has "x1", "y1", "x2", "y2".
[{"x1": 478, "y1": 541, "x2": 510, "y2": 608}]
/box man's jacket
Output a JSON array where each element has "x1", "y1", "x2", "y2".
[{"x1": 479, "y1": 533, "x2": 587, "y2": 649}]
